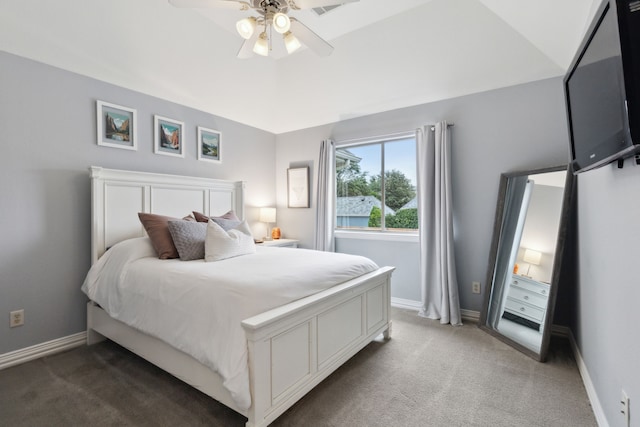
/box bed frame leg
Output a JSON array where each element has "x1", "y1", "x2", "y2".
[
  {"x1": 86, "y1": 303, "x2": 107, "y2": 345},
  {"x1": 383, "y1": 321, "x2": 392, "y2": 340},
  {"x1": 87, "y1": 328, "x2": 106, "y2": 345}
]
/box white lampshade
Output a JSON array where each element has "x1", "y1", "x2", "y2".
[
  {"x1": 253, "y1": 33, "x2": 269, "y2": 56},
  {"x1": 523, "y1": 249, "x2": 542, "y2": 265},
  {"x1": 236, "y1": 17, "x2": 256, "y2": 40},
  {"x1": 272, "y1": 12, "x2": 291, "y2": 34},
  {"x1": 284, "y1": 31, "x2": 301, "y2": 54},
  {"x1": 259, "y1": 207, "x2": 276, "y2": 223}
]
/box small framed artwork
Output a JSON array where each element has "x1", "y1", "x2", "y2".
[
  {"x1": 96, "y1": 101, "x2": 137, "y2": 150},
  {"x1": 154, "y1": 115, "x2": 185, "y2": 158},
  {"x1": 287, "y1": 167, "x2": 310, "y2": 208},
  {"x1": 197, "y1": 126, "x2": 221, "y2": 163}
]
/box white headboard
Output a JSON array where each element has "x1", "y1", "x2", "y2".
[{"x1": 90, "y1": 166, "x2": 245, "y2": 263}]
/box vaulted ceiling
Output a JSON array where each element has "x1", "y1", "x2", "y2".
[{"x1": 0, "y1": 0, "x2": 600, "y2": 134}]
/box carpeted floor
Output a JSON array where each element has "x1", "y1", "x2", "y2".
[{"x1": 0, "y1": 308, "x2": 597, "y2": 426}]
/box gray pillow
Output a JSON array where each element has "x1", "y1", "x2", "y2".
[
  {"x1": 167, "y1": 220, "x2": 207, "y2": 261},
  {"x1": 212, "y1": 217, "x2": 242, "y2": 231}
]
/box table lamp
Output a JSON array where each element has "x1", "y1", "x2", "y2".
[
  {"x1": 523, "y1": 248, "x2": 542, "y2": 277},
  {"x1": 259, "y1": 207, "x2": 276, "y2": 241}
]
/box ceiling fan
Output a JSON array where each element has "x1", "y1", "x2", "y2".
[{"x1": 168, "y1": 0, "x2": 358, "y2": 58}]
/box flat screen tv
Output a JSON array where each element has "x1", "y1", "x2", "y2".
[{"x1": 564, "y1": 0, "x2": 640, "y2": 174}]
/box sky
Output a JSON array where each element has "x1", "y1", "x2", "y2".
[{"x1": 344, "y1": 137, "x2": 417, "y2": 187}]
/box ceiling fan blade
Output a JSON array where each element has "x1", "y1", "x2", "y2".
[
  {"x1": 237, "y1": 31, "x2": 259, "y2": 59},
  {"x1": 291, "y1": 0, "x2": 358, "y2": 10},
  {"x1": 168, "y1": 0, "x2": 247, "y2": 10},
  {"x1": 290, "y1": 19, "x2": 333, "y2": 57}
]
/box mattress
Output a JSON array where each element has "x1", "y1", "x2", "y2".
[{"x1": 81, "y1": 237, "x2": 378, "y2": 410}]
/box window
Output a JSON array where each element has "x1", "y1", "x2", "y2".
[{"x1": 335, "y1": 134, "x2": 418, "y2": 233}]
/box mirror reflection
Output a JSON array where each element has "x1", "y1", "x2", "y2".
[{"x1": 481, "y1": 166, "x2": 571, "y2": 360}]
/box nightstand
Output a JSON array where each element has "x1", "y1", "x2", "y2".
[
  {"x1": 258, "y1": 239, "x2": 299, "y2": 248},
  {"x1": 503, "y1": 275, "x2": 550, "y2": 330}
]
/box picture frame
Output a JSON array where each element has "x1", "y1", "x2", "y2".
[
  {"x1": 154, "y1": 115, "x2": 185, "y2": 158},
  {"x1": 287, "y1": 167, "x2": 310, "y2": 208},
  {"x1": 197, "y1": 126, "x2": 221, "y2": 163},
  {"x1": 96, "y1": 101, "x2": 137, "y2": 150}
]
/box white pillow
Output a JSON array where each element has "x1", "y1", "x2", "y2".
[{"x1": 204, "y1": 219, "x2": 256, "y2": 262}]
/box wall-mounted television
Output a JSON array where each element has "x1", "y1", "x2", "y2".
[{"x1": 564, "y1": 0, "x2": 640, "y2": 174}]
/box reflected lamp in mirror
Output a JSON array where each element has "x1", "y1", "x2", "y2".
[
  {"x1": 522, "y1": 248, "x2": 542, "y2": 277},
  {"x1": 259, "y1": 207, "x2": 276, "y2": 241}
]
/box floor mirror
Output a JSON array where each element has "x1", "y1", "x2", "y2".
[{"x1": 479, "y1": 165, "x2": 574, "y2": 362}]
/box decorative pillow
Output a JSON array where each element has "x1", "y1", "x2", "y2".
[
  {"x1": 167, "y1": 220, "x2": 207, "y2": 261},
  {"x1": 183, "y1": 214, "x2": 197, "y2": 222},
  {"x1": 211, "y1": 216, "x2": 241, "y2": 231},
  {"x1": 193, "y1": 210, "x2": 240, "y2": 227},
  {"x1": 137, "y1": 213, "x2": 194, "y2": 259},
  {"x1": 204, "y1": 219, "x2": 256, "y2": 262}
]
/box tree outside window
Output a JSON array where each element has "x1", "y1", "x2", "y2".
[{"x1": 335, "y1": 137, "x2": 418, "y2": 232}]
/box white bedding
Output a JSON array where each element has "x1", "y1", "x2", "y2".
[{"x1": 81, "y1": 237, "x2": 378, "y2": 410}]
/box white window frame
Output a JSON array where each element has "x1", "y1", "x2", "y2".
[{"x1": 334, "y1": 131, "x2": 418, "y2": 238}]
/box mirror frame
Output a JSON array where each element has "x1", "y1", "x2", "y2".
[{"x1": 479, "y1": 165, "x2": 575, "y2": 362}]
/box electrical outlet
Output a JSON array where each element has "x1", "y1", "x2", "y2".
[
  {"x1": 10, "y1": 309, "x2": 24, "y2": 328},
  {"x1": 621, "y1": 389, "x2": 630, "y2": 427},
  {"x1": 472, "y1": 281, "x2": 481, "y2": 294}
]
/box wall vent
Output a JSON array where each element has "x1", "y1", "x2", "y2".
[{"x1": 312, "y1": 5, "x2": 342, "y2": 16}]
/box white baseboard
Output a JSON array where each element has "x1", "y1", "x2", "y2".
[
  {"x1": 0, "y1": 331, "x2": 87, "y2": 370},
  {"x1": 566, "y1": 329, "x2": 609, "y2": 427},
  {"x1": 391, "y1": 297, "x2": 422, "y2": 311},
  {"x1": 460, "y1": 309, "x2": 480, "y2": 322},
  {"x1": 390, "y1": 298, "x2": 480, "y2": 323}
]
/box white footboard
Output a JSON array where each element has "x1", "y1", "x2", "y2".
[
  {"x1": 86, "y1": 266, "x2": 393, "y2": 427},
  {"x1": 242, "y1": 266, "x2": 394, "y2": 427}
]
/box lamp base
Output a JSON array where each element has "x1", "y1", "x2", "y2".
[{"x1": 263, "y1": 236, "x2": 273, "y2": 241}]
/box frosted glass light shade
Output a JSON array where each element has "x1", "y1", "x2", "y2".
[
  {"x1": 259, "y1": 207, "x2": 276, "y2": 223},
  {"x1": 272, "y1": 13, "x2": 291, "y2": 33},
  {"x1": 253, "y1": 33, "x2": 269, "y2": 56},
  {"x1": 236, "y1": 17, "x2": 256, "y2": 40},
  {"x1": 523, "y1": 249, "x2": 542, "y2": 265},
  {"x1": 284, "y1": 31, "x2": 301, "y2": 54}
]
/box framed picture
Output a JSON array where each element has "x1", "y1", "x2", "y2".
[
  {"x1": 96, "y1": 101, "x2": 137, "y2": 150},
  {"x1": 154, "y1": 115, "x2": 185, "y2": 158},
  {"x1": 197, "y1": 126, "x2": 221, "y2": 163},
  {"x1": 287, "y1": 167, "x2": 310, "y2": 208}
]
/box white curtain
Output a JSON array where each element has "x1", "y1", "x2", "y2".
[
  {"x1": 417, "y1": 121, "x2": 462, "y2": 325},
  {"x1": 314, "y1": 139, "x2": 335, "y2": 252},
  {"x1": 488, "y1": 177, "x2": 534, "y2": 329}
]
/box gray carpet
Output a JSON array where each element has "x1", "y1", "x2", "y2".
[{"x1": 0, "y1": 308, "x2": 596, "y2": 426}]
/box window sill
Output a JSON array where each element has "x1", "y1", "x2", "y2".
[{"x1": 334, "y1": 230, "x2": 419, "y2": 243}]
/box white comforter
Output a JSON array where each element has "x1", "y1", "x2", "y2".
[{"x1": 81, "y1": 237, "x2": 378, "y2": 410}]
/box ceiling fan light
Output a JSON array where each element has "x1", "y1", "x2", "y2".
[
  {"x1": 284, "y1": 31, "x2": 301, "y2": 54},
  {"x1": 253, "y1": 32, "x2": 269, "y2": 56},
  {"x1": 272, "y1": 12, "x2": 291, "y2": 34},
  {"x1": 236, "y1": 17, "x2": 256, "y2": 40}
]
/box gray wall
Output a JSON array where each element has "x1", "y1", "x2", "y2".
[
  {"x1": 0, "y1": 52, "x2": 276, "y2": 354},
  {"x1": 336, "y1": 238, "x2": 421, "y2": 302},
  {"x1": 573, "y1": 162, "x2": 640, "y2": 427},
  {"x1": 275, "y1": 77, "x2": 571, "y2": 311}
]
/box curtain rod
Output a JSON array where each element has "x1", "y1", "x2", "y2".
[{"x1": 429, "y1": 123, "x2": 455, "y2": 131}]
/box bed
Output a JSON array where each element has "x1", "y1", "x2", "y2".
[{"x1": 84, "y1": 166, "x2": 394, "y2": 427}]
